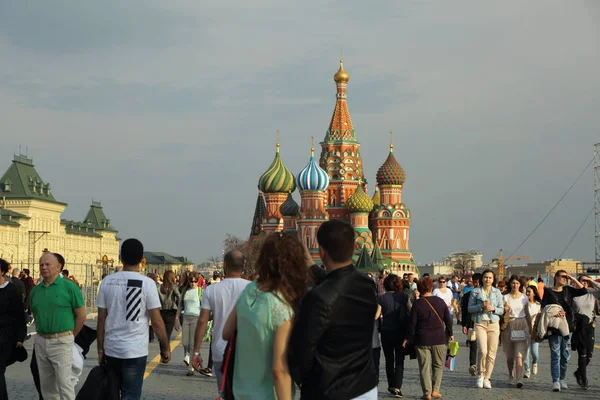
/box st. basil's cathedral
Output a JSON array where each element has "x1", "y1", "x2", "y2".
[{"x1": 250, "y1": 60, "x2": 415, "y2": 273}]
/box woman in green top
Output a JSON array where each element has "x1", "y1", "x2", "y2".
[{"x1": 223, "y1": 233, "x2": 309, "y2": 400}]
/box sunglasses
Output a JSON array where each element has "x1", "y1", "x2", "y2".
[
  {"x1": 439, "y1": 281, "x2": 446, "y2": 283},
  {"x1": 558, "y1": 275, "x2": 569, "y2": 279},
  {"x1": 190, "y1": 280, "x2": 198, "y2": 283}
]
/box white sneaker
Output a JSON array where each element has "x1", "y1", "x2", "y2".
[
  {"x1": 553, "y1": 381, "x2": 561, "y2": 392},
  {"x1": 476, "y1": 376, "x2": 484, "y2": 388},
  {"x1": 560, "y1": 380, "x2": 568, "y2": 389},
  {"x1": 483, "y1": 379, "x2": 492, "y2": 389},
  {"x1": 524, "y1": 370, "x2": 531, "y2": 379},
  {"x1": 508, "y1": 376, "x2": 515, "y2": 385},
  {"x1": 532, "y1": 364, "x2": 538, "y2": 375},
  {"x1": 183, "y1": 354, "x2": 190, "y2": 366}
]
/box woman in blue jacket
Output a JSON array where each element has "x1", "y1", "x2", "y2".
[{"x1": 468, "y1": 269, "x2": 504, "y2": 390}]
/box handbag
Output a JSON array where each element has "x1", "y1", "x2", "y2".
[
  {"x1": 510, "y1": 329, "x2": 527, "y2": 342},
  {"x1": 217, "y1": 331, "x2": 236, "y2": 400},
  {"x1": 467, "y1": 328, "x2": 476, "y2": 342}
]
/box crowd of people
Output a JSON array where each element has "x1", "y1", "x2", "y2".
[{"x1": 0, "y1": 219, "x2": 599, "y2": 399}]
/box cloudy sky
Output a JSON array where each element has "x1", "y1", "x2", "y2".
[{"x1": 1, "y1": 0, "x2": 599, "y2": 265}]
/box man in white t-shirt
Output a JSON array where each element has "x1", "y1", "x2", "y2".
[
  {"x1": 192, "y1": 250, "x2": 250, "y2": 395},
  {"x1": 96, "y1": 238, "x2": 171, "y2": 400}
]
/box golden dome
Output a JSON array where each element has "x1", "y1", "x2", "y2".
[{"x1": 334, "y1": 60, "x2": 349, "y2": 84}]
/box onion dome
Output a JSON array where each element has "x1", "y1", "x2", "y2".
[
  {"x1": 346, "y1": 183, "x2": 374, "y2": 213},
  {"x1": 333, "y1": 60, "x2": 349, "y2": 84},
  {"x1": 258, "y1": 143, "x2": 296, "y2": 193},
  {"x1": 297, "y1": 146, "x2": 329, "y2": 191},
  {"x1": 376, "y1": 144, "x2": 406, "y2": 186},
  {"x1": 372, "y1": 187, "x2": 381, "y2": 205},
  {"x1": 280, "y1": 193, "x2": 299, "y2": 217}
]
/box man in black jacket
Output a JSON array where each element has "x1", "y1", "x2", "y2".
[{"x1": 289, "y1": 220, "x2": 378, "y2": 400}]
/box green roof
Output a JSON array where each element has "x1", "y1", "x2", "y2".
[
  {"x1": 250, "y1": 192, "x2": 266, "y2": 237},
  {"x1": 61, "y1": 219, "x2": 103, "y2": 237},
  {"x1": 356, "y1": 245, "x2": 374, "y2": 270},
  {"x1": 84, "y1": 201, "x2": 117, "y2": 232},
  {"x1": 0, "y1": 208, "x2": 29, "y2": 227},
  {"x1": 0, "y1": 155, "x2": 66, "y2": 205},
  {"x1": 144, "y1": 251, "x2": 193, "y2": 265}
]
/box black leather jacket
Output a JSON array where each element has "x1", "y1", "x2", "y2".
[{"x1": 289, "y1": 265, "x2": 378, "y2": 400}]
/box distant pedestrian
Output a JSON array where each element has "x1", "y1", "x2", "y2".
[
  {"x1": 404, "y1": 276, "x2": 453, "y2": 400},
  {"x1": 541, "y1": 270, "x2": 587, "y2": 392},
  {"x1": 433, "y1": 277, "x2": 453, "y2": 322},
  {"x1": 289, "y1": 220, "x2": 378, "y2": 399},
  {"x1": 96, "y1": 238, "x2": 171, "y2": 400},
  {"x1": 30, "y1": 252, "x2": 86, "y2": 400},
  {"x1": 379, "y1": 274, "x2": 410, "y2": 398},
  {"x1": 501, "y1": 275, "x2": 529, "y2": 388},
  {"x1": 467, "y1": 269, "x2": 504, "y2": 390},
  {"x1": 0, "y1": 258, "x2": 27, "y2": 400},
  {"x1": 523, "y1": 285, "x2": 541, "y2": 378},
  {"x1": 157, "y1": 270, "x2": 181, "y2": 356},
  {"x1": 174, "y1": 272, "x2": 202, "y2": 376},
  {"x1": 192, "y1": 250, "x2": 250, "y2": 396},
  {"x1": 9, "y1": 268, "x2": 25, "y2": 304},
  {"x1": 461, "y1": 273, "x2": 481, "y2": 376}
]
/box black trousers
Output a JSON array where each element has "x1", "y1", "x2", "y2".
[
  {"x1": 468, "y1": 339, "x2": 477, "y2": 367},
  {"x1": 574, "y1": 317, "x2": 594, "y2": 384},
  {"x1": 381, "y1": 330, "x2": 406, "y2": 389},
  {"x1": 159, "y1": 310, "x2": 176, "y2": 354},
  {"x1": 0, "y1": 337, "x2": 12, "y2": 400},
  {"x1": 373, "y1": 347, "x2": 381, "y2": 383}
]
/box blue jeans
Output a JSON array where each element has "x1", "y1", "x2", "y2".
[
  {"x1": 213, "y1": 361, "x2": 224, "y2": 396},
  {"x1": 106, "y1": 355, "x2": 147, "y2": 400},
  {"x1": 524, "y1": 341, "x2": 539, "y2": 371},
  {"x1": 548, "y1": 334, "x2": 571, "y2": 382}
]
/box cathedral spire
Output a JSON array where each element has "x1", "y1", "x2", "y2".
[{"x1": 326, "y1": 59, "x2": 354, "y2": 141}]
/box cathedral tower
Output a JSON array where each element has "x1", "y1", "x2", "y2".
[
  {"x1": 257, "y1": 139, "x2": 296, "y2": 234},
  {"x1": 319, "y1": 60, "x2": 364, "y2": 221},
  {"x1": 371, "y1": 137, "x2": 413, "y2": 269},
  {"x1": 297, "y1": 142, "x2": 329, "y2": 261},
  {"x1": 346, "y1": 182, "x2": 374, "y2": 254}
]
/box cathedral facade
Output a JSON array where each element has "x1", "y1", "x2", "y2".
[{"x1": 251, "y1": 61, "x2": 415, "y2": 272}]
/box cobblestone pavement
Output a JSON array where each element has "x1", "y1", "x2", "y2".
[{"x1": 6, "y1": 322, "x2": 600, "y2": 399}]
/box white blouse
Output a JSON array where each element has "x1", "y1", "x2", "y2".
[{"x1": 503, "y1": 293, "x2": 528, "y2": 319}]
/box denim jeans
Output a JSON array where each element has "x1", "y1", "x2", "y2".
[
  {"x1": 524, "y1": 341, "x2": 539, "y2": 371},
  {"x1": 106, "y1": 355, "x2": 147, "y2": 400},
  {"x1": 548, "y1": 334, "x2": 571, "y2": 382},
  {"x1": 213, "y1": 361, "x2": 224, "y2": 397}
]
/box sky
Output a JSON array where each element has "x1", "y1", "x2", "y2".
[{"x1": 1, "y1": 0, "x2": 599, "y2": 265}]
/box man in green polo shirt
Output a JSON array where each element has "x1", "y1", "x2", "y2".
[{"x1": 30, "y1": 252, "x2": 86, "y2": 400}]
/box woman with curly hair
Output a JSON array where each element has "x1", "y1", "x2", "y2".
[
  {"x1": 223, "y1": 232, "x2": 309, "y2": 400},
  {"x1": 158, "y1": 270, "x2": 181, "y2": 356}
]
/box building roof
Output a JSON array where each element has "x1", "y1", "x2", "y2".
[
  {"x1": 297, "y1": 147, "x2": 329, "y2": 192},
  {"x1": 250, "y1": 192, "x2": 266, "y2": 237},
  {"x1": 61, "y1": 219, "x2": 103, "y2": 237},
  {"x1": 325, "y1": 61, "x2": 356, "y2": 142},
  {"x1": 280, "y1": 193, "x2": 300, "y2": 217},
  {"x1": 83, "y1": 201, "x2": 117, "y2": 232},
  {"x1": 143, "y1": 251, "x2": 193, "y2": 265},
  {"x1": 376, "y1": 147, "x2": 406, "y2": 186},
  {"x1": 356, "y1": 245, "x2": 374, "y2": 270},
  {"x1": 346, "y1": 184, "x2": 374, "y2": 213},
  {"x1": 257, "y1": 144, "x2": 296, "y2": 194},
  {"x1": 0, "y1": 155, "x2": 66, "y2": 205}
]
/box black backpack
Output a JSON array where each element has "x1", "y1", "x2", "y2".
[{"x1": 76, "y1": 364, "x2": 120, "y2": 400}]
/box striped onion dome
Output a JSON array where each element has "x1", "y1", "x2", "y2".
[
  {"x1": 258, "y1": 144, "x2": 296, "y2": 193},
  {"x1": 280, "y1": 193, "x2": 299, "y2": 217},
  {"x1": 376, "y1": 145, "x2": 406, "y2": 186},
  {"x1": 346, "y1": 183, "x2": 374, "y2": 213},
  {"x1": 297, "y1": 147, "x2": 329, "y2": 191}
]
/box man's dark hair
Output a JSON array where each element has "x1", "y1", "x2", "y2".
[
  {"x1": 224, "y1": 250, "x2": 244, "y2": 273},
  {"x1": 53, "y1": 253, "x2": 65, "y2": 271},
  {"x1": 121, "y1": 238, "x2": 144, "y2": 266},
  {"x1": 23, "y1": 269, "x2": 30, "y2": 276},
  {"x1": 472, "y1": 273, "x2": 482, "y2": 282},
  {"x1": 0, "y1": 258, "x2": 9, "y2": 275},
  {"x1": 316, "y1": 219, "x2": 355, "y2": 263},
  {"x1": 62, "y1": 269, "x2": 69, "y2": 278}
]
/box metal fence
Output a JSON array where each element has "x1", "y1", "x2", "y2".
[{"x1": 13, "y1": 262, "x2": 100, "y2": 315}]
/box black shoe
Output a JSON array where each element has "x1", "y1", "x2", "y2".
[
  {"x1": 574, "y1": 370, "x2": 583, "y2": 388},
  {"x1": 582, "y1": 379, "x2": 588, "y2": 390}
]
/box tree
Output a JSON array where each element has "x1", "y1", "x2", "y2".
[
  {"x1": 224, "y1": 234, "x2": 246, "y2": 252},
  {"x1": 207, "y1": 256, "x2": 222, "y2": 268},
  {"x1": 452, "y1": 253, "x2": 474, "y2": 276}
]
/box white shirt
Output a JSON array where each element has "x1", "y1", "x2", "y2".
[
  {"x1": 201, "y1": 278, "x2": 250, "y2": 362},
  {"x1": 96, "y1": 271, "x2": 161, "y2": 359},
  {"x1": 503, "y1": 293, "x2": 528, "y2": 319},
  {"x1": 433, "y1": 287, "x2": 453, "y2": 308}
]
